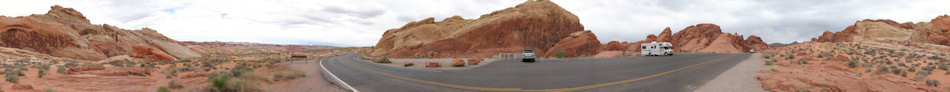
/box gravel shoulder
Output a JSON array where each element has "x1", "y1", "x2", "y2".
[
  {"x1": 693, "y1": 53, "x2": 767, "y2": 92},
  {"x1": 263, "y1": 60, "x2": 346, "y2": 92}
]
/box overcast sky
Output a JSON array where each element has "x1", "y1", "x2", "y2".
[{"x1": 2, "y1": 0, "x2": 949, "y2": 47}]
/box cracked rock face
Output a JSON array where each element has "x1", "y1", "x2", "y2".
[{"x1": 0, "y1": 5, "x2": 201, "y2": 61}]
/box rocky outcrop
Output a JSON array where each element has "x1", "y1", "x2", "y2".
[
  {"x1": 543, "y1": 30, "x2": 600, "y2": 57},
  {"x1": 813, "y1": 15, "x2": 950, "y2": 46},
  {"x1": 657, "y1": 27, "x2": 673, "y2": 42},
  {"x1": 620, "y1": 24, "x2": 769, "y2": 53},
  {"x1": 601, "y1": 41, "x2": 625, "y2": 51},
  {"x1": 372, "y1": 0, "x2": 592, "y2": 58},
  {"x1": 0, "y1": 5, "x2": 201, "y2": 61}
]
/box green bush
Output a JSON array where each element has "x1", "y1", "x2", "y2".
[
  {"x1": 555, "y1": 50, "x2": 566, "y2": 58},
  {"x1": 37, "y1": 69, "x2": 46, "y2": 78},
  {"x1": 157, "y1": 86, "x2": 170, "y2": 92},
  {"x1": 403, "y1": 63, "x2": 414, "y2": 67}
]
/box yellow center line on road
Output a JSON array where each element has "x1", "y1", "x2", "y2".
[{"x1": 338, "y1": 55, "x2": 734, "y2": 92}]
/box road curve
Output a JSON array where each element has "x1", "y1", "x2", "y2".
[{"x1": 321, "y1": 53, "x2": 750, "y2": 92}]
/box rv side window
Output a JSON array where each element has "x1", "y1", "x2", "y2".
[{"x1": 642, "y1": 46, "x2": 646, "y2": 49}]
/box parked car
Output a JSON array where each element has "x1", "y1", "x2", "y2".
[{"x1": 522, "y1": 49, "x2": 536, "y2": 62}]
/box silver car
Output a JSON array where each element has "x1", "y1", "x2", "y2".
[{"x1": 522, "y1": 49, "x2": 535, "y2": 62}]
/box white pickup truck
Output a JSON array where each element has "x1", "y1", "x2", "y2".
[{"x1": 641, "y1": 42, "x2": 674, "y2": 56}]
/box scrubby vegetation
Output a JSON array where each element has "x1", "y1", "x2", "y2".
[{"x1": 372, "y1": 56, "x2": 392, "y2": 63}]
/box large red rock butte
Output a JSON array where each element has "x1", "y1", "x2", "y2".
[
  {"x1": 813, "y1": 15, "x2": 950, "y2": 46},
  {"x1": 0, "y1": 5, "x2": 201, "y2": 61},
  {"x1": 618, "y1": 24, "x2": 769, "y2": 53},
  {"x1": 371, "y1": 0, "x2": 599, "y2": 58}
]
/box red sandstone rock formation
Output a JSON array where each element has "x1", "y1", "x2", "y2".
[
  {"x1": 813, "y1": 15, "x2": 950, "y2": 46},
  {"x1": 372, "y1": 0, "x2": 594, "y2": 58},
  {"x1": 543, "y1": 30, "x2": 600, "y2": 57},
  {"x1": 621, "y1": 24, "x2": 769, "y2": 53},
  {"x1": 657, "y1": 27, "x2": 673, "y2": 42},
  {"x1": 0, "y1": 5, "x2": 201, "y2": 61},
  {"x1": 602, "y1": 41, "x2": 625, "y2": 51}
]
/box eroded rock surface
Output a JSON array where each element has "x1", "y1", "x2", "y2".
[
  {"x1": 372, "y1": 0, "x2": 592, "y2": 58},
  {"x1": 814, "y1": 15, "x2": 950, "y2": 46},
  {"x1": 0, "y1": 5, "x2": 201, "y2": 61}
]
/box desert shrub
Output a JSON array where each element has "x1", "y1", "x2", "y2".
[
  {"x1": 939, "y1": 64, "x2": 948, "y2": 70},
  {"x1": 877, "y1": 65, "x2": 890, "y2": 74},
  {"x1": 166, "y1": 64, "x2": 179, "y2": 78},
  {"x1": 765, "y1": 60, "x2": 773, "y2": 65},
  {"x1": 157, "y1": 86, "x2": 170, "y2": 92},
  {"x1": 272, "y1": 71, "x2": 306, "y2": 81},
  {"x1": 848, "y1": 60, "x2": 858, "y2": 68},
  {"x1": 4, "y1": 69, "x2": 20, "y2": 83},
  {"x1": 37, "y1": 69, "x2": 46, "y2": 78},
  {"x1": 403, "y1": 62, "x2": 414, "y2": 67},
  {"x1": 898, "y1": 62, "x2": 907, "y2": 67},
  {"x1": 799, "y1": 88, "x2": 809, "y2": 92},
  {"x1": 891, "y1": 68, "x2": 903, "y2": 75},
  {"x1": 555, "y1": 50, "x2": 566, "y2": 58},
  {"x1": 788, "y1": 55, "x2": 796, "y2": 60},
  {"x1": 206, "y1": 64, "x2": 263, "y2": 92},
  {"x1": 922, "y1": 65, "x2": 936, "y2": 71},
  {"x1": 926, "y1": 79, "x2": 940, "y2": 87},
  {"x1": 372, "y1": 56, "x2": 391, "y2": 63},
  {"x1": 168, "y1": 80, "x2": 183, "y2": 89},
  {"x1": 915, "y1": 71, "x2": 930, "y2": 81},
  {"x1": 797, "y1": 59, "x2": 808, "y2": 65},
  {"x1": 56, "y1": 65, "x2": 66, "y2": 74}
]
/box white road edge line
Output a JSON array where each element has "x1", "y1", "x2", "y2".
[{"x1": 320, "y1": 59, "x2": 360, "y2": 92}]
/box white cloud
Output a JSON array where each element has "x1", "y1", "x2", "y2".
[{"x1": 1, "y1": 0, "x2": 949, "y2": 46}]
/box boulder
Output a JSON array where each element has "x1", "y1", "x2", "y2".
[
  {"x1": 602, "y1": 41, "x2": 625, "y2": 51},
  {"x1": 0, "y1": 5, "x2": 201, "y2": 61},
  {"x1": 371, "y1": 0, "x2": 588, "y2": 58},
  {"x1": 467, "y1": 57, "x2": 483, "y2": 65},
  {"x1": 544, "y1": 30, "x2": 600, "y2": 57},
  {"x1": 451, "y1": 58, "x2": 465, "y2": 67},
  {"x1": 425, "y1": 62, "x2": 441, "y2": 68}
]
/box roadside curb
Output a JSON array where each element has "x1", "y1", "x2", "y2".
[{"x1": 321, "y1": 59, "x2": 359, "y2": 92}]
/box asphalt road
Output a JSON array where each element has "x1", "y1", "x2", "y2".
[{"x1": 321, "y1": 53, "x2": 750, "y2": 92}]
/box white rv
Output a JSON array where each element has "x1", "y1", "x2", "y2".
[{"x1": 641, "y1": 42, "x2": 674, "y2": 56}]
